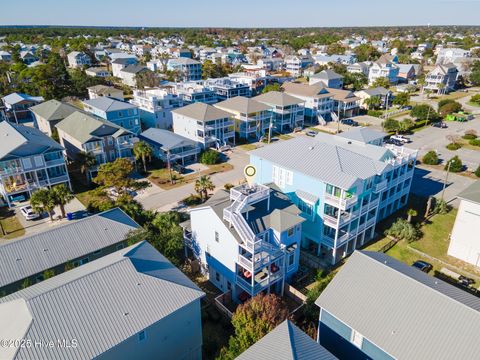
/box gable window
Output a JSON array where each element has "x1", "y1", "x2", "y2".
[
  {"x1": 287, "y1": 227, "x2": 294, "y2": 237},
  {"x1": 351, "y1": 330, "x2": 364, "y2": 348},
  {"x1": 214, "y1": 231, "x2": 219, "y2": 243}
]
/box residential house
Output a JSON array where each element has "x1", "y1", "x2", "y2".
[
  {"x1": 228, "y1": 69, "x2": 270, "y2": 96},
  {"x1": 87, "y1": 85, "x2": 124, "y2": 101},
  {"x1": 172, "y1": 102, "x2": 235, "y2": 149},
  {"x1": 282, "y1": 82, "x2": 334, "y2": 124},
  {"x1": 30, "y1": 99, "x2": 78, "y2": 136},
  {"x1": 254, "y1": 91, "x2": 305, "y2": 133},
  {"x1": 0, "y1": 51, "x2": 12, "y2": 62},
  {"x1": 436, "y1": 47, "x2": 471, "y2": 65},
  {"x1": 82, "y1": 97, "x2": 141, "y2": 135},
  {"x1": 0, "y1": 122, "x2": 70, "y2": 207},
  {"x1": 423, "y1": 64, "x2": 458, "y2": 94},
  {"x1": 184, "y1": 184, "x2": 305, "y2": 303},
  {"x1": 167, "y1": 58, "x2": 202, "y2": 81},
  {"x1": 172, "y1": 81, "x2": 218, "y2": 104},
  {"x1": 56, "y1": 111, "x2": 135, "y2": 179},
  {"x1": 236, "y1": 320, "x2": 337, "y2": 360},
  {"x1": 2, "y1": 92, "x2": 44, "y2": 122},
  {"x1": 139, "y1": 128, "x2": 200, "y2": 165},
  {"x1": 315, "y1": 251, "x2": 480, "y2": 360},
  {"x1": 204, "y1": 77, "x2": 251, "y2": 100},
  {"x1": 118, "y1": 65, "x2": 151, "y2": 87},
  {"x1": 285, "y1": 55, "x2": 314, "y2": 77},
  {"x1": 347, "y1": 62, "x2": 371, "y2": 76},
  {"x1": 215, "y1": 96, "x2": 272, "y2": 140},
  {"x1": 132, "y1": 44, "x2": 152, "y2": 57},
  {"x1": 368, "y1": 54, "x2": 399, "y2": 85},
  {"x1": 309, "y1": 69, "x2": 344, "y2": 89},
  {"x1": 85, "y1": 67, "x2": 111, "y2": 78},
  {"x1": 0, "y1": 241, "x2": 205, "y2": 360},
  {"x1": 130, "y1": 88, "x2": 184, "y2": 129},
  {"x1": 313, "y1": 54, "x2": 357, "y2": 66},
  {"x1": 327, "y1": 88, "x2": 361, "y2": 119},
  {"x1": 19, "y1": 51, "x2": 38, "y2": 65},
  {"x1": 396, "y1": 64, "x2": 417, "y2": 83},
  {"x1": 67, "y1": 51, "x2": 92, "y2": 68},
  {"x1": 249, "y1": 129, "x2": 417, "y2": 265},
  {"x1": 447, "y1": 181, "x2": 480, "y2": 266},
  {"x1": 257, "y1": 57, "x2": 284, "y2": 72},
  {"x1": 0, "y1": 208, "x2": 138, "y2": 295},
  {"x1": 111, "y1": 57, "x2": 138, "y2": 78},
  {"x1": 354, "y1": 87, "x2": 393, "y2": 110}
]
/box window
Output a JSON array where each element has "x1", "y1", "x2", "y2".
[
  {"x1": 93, "y1": 249, "x2": 102, "y2": 255},
  {"x1": 272, "y1": 166, "x2": 293, "y2": 188},
  {"x1": 287, "y1": 227, "x2": 294, "y2": 237},
  {"x1": 138, "y1": 331, "x2": 146, "y2": 342},
  {"x1": 298, "y1": 199, "x2": 313, "y2": 216},
  {"x1": 227, "y1": 281, "x2": 232, "y2": 290},
  {"x1": 80, "y1": 258, "x2": 89, "y2": 265},
  {"x1": 215, "y1": 272, "x2": 220, "y2": 282},
  {"x1": 214, "y1": 231, "x2": 219, "y2": 242},
  {"x1": 116, "y1": 243, "x2": 125, "y2": 250},
  {"x1": 288, "y1": 252, "x2": 295, "y2": 267},
  {"x1": 351, "y1": 330, "x2": 364, "y2": 348}
]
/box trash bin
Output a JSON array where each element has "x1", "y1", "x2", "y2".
[{"x1": 66, "y1": 212, "x2": 73, "y2": 221}]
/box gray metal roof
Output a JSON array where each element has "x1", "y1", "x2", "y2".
[
  {"x1": 337, "y1": 127, "x2": 387, "y2": 144},
  {"x1": 29, "y1": 99, "x2": 78, "y2": 121},
  {"x1": 215, "y1": 96, "x2": 271, "y2": 114},
  {"x1": 0, "y1": 241, "x2": 204, "y2": 360},
  {"x1": 120, "y1": 64, "x2": 148, "y2": 74},
  {"x1": 310, "y1": 69, "x2": 344, "y2": 80},
  {"x1": 0, "y1": 208, "x2": 139, "y2": 289},
  {"x1": 139, "y1": 128, "x2": 197, "y2": 151},
  {"x1": 2, "y1": 93, "x2": 44, "y2": 106},
  {"x1": 316, "y1": 251, "x2": 480, "y2": 360},
  {"x1": 457, "y1": 180, "x2": 480, "y2": 205},
  {"x1": 355, "y1": 87, "x2": 390, "y2": 97},
  {"x1": 0, "y1": 121, "x2": 64, "y2": 160},
  {"x1": 236, "y1": 320, "x2": 337, "y2": 360},
  {"x1": 172, "y1": 102, "x2": 231, "y2": 121},
  {"x1": 250, "y1": 135, "x2": 391, "y2": 190},
  {"x1": 83, "y1": 97, "x2": 137, "y2": 112},
  {"x1": 254, "y1": 91, "x2": 304, "y2": 107},
  {"x1": 56, "y1": 111, "x2": 131, "y2": 143}
]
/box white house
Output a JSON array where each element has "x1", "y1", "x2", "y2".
[
  {"x1": 67, "y1": 51, "x2": 91, "y2": 68},
  {"x1": 448, "y1": 181, "x2": 480, "y2": 267},
  {"x1": 285, "y1": 55, "x2": 314, "y2": 77},
  {"x1": 423, "y1": 64, "x2": 458, "y2": 94},
  {"x1": 85, "y1": 67, "x2": 111, "y2": 78},
  {"x1": 368, "y1": 54, "x2": 399, "y2": 85},
  {"x1": 309, "y1": 69, "x2": 344, "y2": 88}
]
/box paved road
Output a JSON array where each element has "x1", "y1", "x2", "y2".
[{"x1": 135, "y1": 148, "x2": 250, "y2": 212}]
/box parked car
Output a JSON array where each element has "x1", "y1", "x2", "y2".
[
  {"x1": 293, "y1": 127, "x2": 303, "y2": 133},
  {"x1": 385, "y1": 138, "x2": 404, "y2": 146},
  {"x1": 432, "y1": 121, "x2": 447, "y2": 128},
  {"x1": 341, "y1": 119, "x2": 359, "y2": 126},
  {"x1": 412, "y1": 260, "x2": 433, "y2": 273},
  {"x1": 305, "y1": 130, "x2": 317, "y2": 137},
  {"x1": 458, "y1": 275, "x2": 475, "y2": 287},
  {"x1": 20, "y1": 205, "x2": 40, "y2": 220},
  {"x1": 390, "y1": 134, "x2": 410, "y2": 143}
]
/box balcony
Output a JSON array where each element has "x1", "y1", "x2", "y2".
[
  {"x1": 324, "y1": 192, "x2": 357, "y2": 210},
  {"x1": 44, "y1": 157, "x2": 65, "y2": 167},
  {"x1": 373, "y1": 180, "x2": 388, "y2": 193},
  {"x1": 48, "y1": 174, "x2": 69, "y2": 184}
]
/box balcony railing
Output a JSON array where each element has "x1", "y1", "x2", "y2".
[
  {"x1": 373, "y1": 180, "x2": 388, "y2": 193},
  {"x1": 44, "y1": 157, "x2": 65, "y2": 167},
  {"x1": 324, "y1": 192, "x2": 357, "y2": 210}
]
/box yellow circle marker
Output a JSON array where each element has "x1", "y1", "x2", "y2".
[{"x1": 244, "y1": 165, "x2": 257, "y2": 186}]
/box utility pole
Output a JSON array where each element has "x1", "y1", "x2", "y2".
[
  {"x1": 441, "y1": 159, "x2": 452, "y2": 202},
  {"x1": 425, "y1": 105, "x2": 431, "y2": 127}
]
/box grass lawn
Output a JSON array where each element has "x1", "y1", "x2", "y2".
[
  {"x1": 364, "y1": 197, "x2": 480, "y2": 285},
  {"x1": 149, "y1": 163, "x2": 234, "y2": 190},
  {"x1": 237, "y1": 143, "x2": 259, "y2": 151},
  {"x1": 276, "y1": 133, "x2": 294, "y2": 140},
  {"x1": 453, "y1": 138, "x2": 480, "y2": 151},
  {"x1": 436, "y1": 92, "x2": 471, "y2": 102},
  {"x1": 467, "y1": 102, "x2": 480, "y2": 108},
  {"x1": 0, "y1": 207, "x2": 25, "y2": 239}
]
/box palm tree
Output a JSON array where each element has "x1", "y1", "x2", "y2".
[
  {"x1": 50, "y1": 184, "x2": 74, "y2": 218},
  {"x1": 407, "y1": 209, "x2": 418, "y2": 224},
  {"x1": 75, "y1": 151, "x2": 96, "y2": 181},
  {"x1": 30, "y1": 188, "x2": 56, "y2": 221},
  {"x1": 133, "y1": 141, "x2": 153, "y2": 173},
  {"x1": 194, "y1": 175, "x2": 215, "y2": 202},
  {"x1": 364, "y1": 96, "x2": 381, "y2": 110}
]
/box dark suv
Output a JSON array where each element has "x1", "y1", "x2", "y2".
[{"x1": 412, "y1": 260, "x2": 433, "y2": 273}]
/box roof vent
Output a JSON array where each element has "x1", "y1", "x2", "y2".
[
  {"x1": 123, "y1": 312, "x2": 129, "y2": 316},
  {"x1": 43, "y1": 248, "x2": 48, "y2": 252},
  {"x1": 308, "y1": 146, "x2": 314, "y2": 150},
  {"x1": 348, "y1": 141, "x2": 352, "y2": 144},
  {"x1": 16, "y1": 257, "x2": 22, "y2": 261}
]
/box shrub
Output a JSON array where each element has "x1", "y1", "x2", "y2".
[
  {"x1": 382, "y1": 118, "x2": 400, "y2": 132},
  {"x1": 469, "y1": 139, "x2": 480, "y2": 147},
  {"x1": 475, "y1": 165, "x2": 480, "y2": 178},
  {"x1": 433, "y1": 199, "x2": 450, "y2": 215},
  {"x1": 224, "y1": 183, "x2": 234, "y2": 191},
  {"x1": 446, "y1": 143, "x2": 462, "y2": 150},
  {"x1": 464, "y1": 129, "x2": 477, "y2": 138},
  {"x1": 470, "y1": 94, "x2": 480, "y2": 105},
  {"x1": 445, "y1": 156, "x2": 463, "y2": 172},
  {"x1": 182, "y1": 194, "x2": 203, "y2": 206},
  {"x1": 411, "y1": 104, "x2": 437, "y2": 120},
  {"x1": 463, "y1": 134, "x2": 477, "y2": 140},
  {"x1": 439, "y1": 101, "x2": 462, "y2": 116},
  {"x1": 199, "y1": 149, "x2": 220, "y2": 165},
  {"x1": 385, "y1": 218, "x2": 421, "y2": 242},
  {"x1": 367, "y1": 110, "x2": 383, "y2": 118},
  {"x1": 438, "y1": 99, "x2": 456, "y2": 109},
  {"x1": 422, "y1": 151, "x2": 439, "y2": 165}
]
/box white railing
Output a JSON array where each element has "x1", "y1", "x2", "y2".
[
  {"x1": 373, "y1": 180, "x2": 388, "y2": 193},
  {"x1": 324, "y1": 192, "x2": 357, "y2": 210}
]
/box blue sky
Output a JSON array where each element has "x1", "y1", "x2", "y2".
[{"x1": 1, "y1": 0, "x2": 480, "y2": 27}]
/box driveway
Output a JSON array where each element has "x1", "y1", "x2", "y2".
[
  {"x1": 135, "y1": 147, "x2": 250, "y2": 212},
  {"x1": 15, "y1": 198, "x2": 87, "y2": 238},
  {"x1": 411, "y1": 165, "x2": 475, "y2": 207}
]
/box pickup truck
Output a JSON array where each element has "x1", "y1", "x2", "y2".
[{"x1": 390, "y1": 135, "x2": 410, "y2": 144}]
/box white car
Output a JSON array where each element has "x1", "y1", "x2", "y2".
[
  {"x1": 20, "y1": 205, "x2": 40, "y2": 220},
  {"x1": 390, "y1": 135, "x2": 410, "y2": 144}
]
